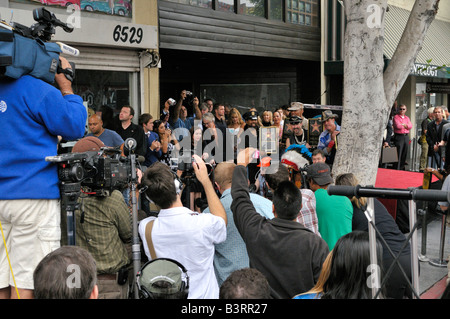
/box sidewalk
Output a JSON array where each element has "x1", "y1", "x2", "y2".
[{"x1": 416, "y1": 215, "x2": 449, "y2": 299}]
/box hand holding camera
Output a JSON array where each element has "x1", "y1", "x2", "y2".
[
  {"x1": 237, "y1": 147, "x2": 257, "y2": 167},
  {"x1": 192, "y1": 155, "x2": 209, "y2": 186},
  {"x1": 55, "y1": 56, "x2": 74, "y2": 95}
]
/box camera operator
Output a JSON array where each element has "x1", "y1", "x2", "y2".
[
  {"x1": 138, "y1": 155, "x2": 227, "y2": 298},
  {"x1": 0, "y1": 56, "x2": 87, "y2": 299},
  {"x1": 66, "y1": 136, "x2": 132, "y2": 299}
]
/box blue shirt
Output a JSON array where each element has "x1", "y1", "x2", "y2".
[
  {"x1": 317, "y1": 123, "x2": 341, "y2": 154},
  {"x1": 171, "y1": 117, "x2": 191, "y2": 141},
  {"x1": 293, "y1": 292, "x2": 322, "y2": 299},
  {"x1": 86, "y1": 128, "x2": 123, "y2": 147},
  {"x1": 0, "y1": 75, "x2": 87, "y2": 199},
  {"x1": 203, "y1": 188, "x2": 273, "y2": 286}
]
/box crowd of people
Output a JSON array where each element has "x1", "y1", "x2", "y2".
[
  {"x1": 1, "y1": 71, "x2": 449, "y2": 301},
  {"x1": 385, "y1": 103, "x2": 450, "y2": 173}
]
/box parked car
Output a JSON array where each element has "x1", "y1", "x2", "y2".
[
  {"x1": 38, "y1": 0, "x2": 81, "y2": 6},
  {"x1": 80, "y1": 0, "x2": 129, "y2": 16}
]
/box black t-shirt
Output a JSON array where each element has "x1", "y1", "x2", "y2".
[
  {"x1": 115, "y1": 122, "x2": 146, "y2": 157},
  {"x1": 352, "y1": 198, "x2": 410, "y2": 261}
]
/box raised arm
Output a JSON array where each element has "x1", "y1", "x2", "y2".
[{"x1": 192, "y1": 154, "x2": 227, "y2": 225}]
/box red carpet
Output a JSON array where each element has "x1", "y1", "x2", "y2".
[
  {"x1": 420, "y1": 276, "x2": 448, "y2": 299},
  {"x1": 374, "y1": 168, "x2": 439, "y2": 219},
  {"x1": 375, "y1": 168, "x2": 438, "y2": 189}
]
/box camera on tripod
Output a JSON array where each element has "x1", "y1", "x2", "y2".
[
  {"x1": 0, "y1": 7, "x2": 78, "y2": 83},
  {"x1": 46, "y1": 147, "x2": 134, "y2": 197}
]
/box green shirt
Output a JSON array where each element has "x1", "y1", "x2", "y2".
[
  {"x1": 61, "y1": 190, "x2": 132, "y2": 274},
  {"x1": 314, "y1": 188, "x2": 353, "y2": 250}
]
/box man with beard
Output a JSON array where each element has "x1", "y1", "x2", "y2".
[
  {"x1": 317, "y1": 110, "x2": 340, "y2": 167},
  {"x1": 115, "y1": 105, "x2": 146, "y2": 157},
  {"x1": 285, "y1": 115, "x2": 311, "y2": 149},
  {"x1": 87, "y1": 114, "x2": 124, "y2": 148}
]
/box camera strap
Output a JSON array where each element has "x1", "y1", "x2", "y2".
[{"x1": 144, "y1": 219, "x2": 157, "y2": 260}]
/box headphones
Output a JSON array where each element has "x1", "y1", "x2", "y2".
[
  {"x1": 136, "y1": 258, "x2": 189, "y2": 299},
  {"x1": 172, "y1": 172, "x2": 184, "y2": 195},
  {"x1": 138, "y1": 170, "x2": 184, "y2": 201}
]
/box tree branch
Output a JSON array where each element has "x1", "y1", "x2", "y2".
[{"x1": 383, "y1": 0, "x2": 439, "y2": 109}]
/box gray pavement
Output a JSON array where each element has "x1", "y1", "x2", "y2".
[{"x1": 416, "y1": 215, "x2": 449, "y2": 296}]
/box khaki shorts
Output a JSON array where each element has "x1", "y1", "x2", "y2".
[{"x1": 0, "y1": 199, "x2": 61, "y2": 290}]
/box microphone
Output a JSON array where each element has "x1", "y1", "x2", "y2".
[
  {"x1": 137, "y1": 156, "x2": 145, "y2": 163},
  {"x1": 56, "y1": 42, "x2": 80, "y2": 57},
  {"x1": 124, "y1": 138, "x2": 137, "y2": 153},
  {"x1": 314, "y1": 88, "x2": 328, "y2": 105}
]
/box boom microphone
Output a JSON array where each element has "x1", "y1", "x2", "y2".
[{"x1": 327, "y1": 185, "x2": 450, "y2": 202}]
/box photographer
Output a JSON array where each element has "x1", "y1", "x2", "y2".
[
  {"x1": 138, "y1": 155, "x2": 227, "y2": 298},
  {"x1": 67, "y1": 136, "x2": 132, "y2": 299},
  {"x1": 0, "y1": 56, "x2": 87, "y2": 299},
  {"x1": 170, "y1": 90, "x2": 201, "y2": 141},
  {"x1": 231, "y1": 148, "x2": 328, "y2": 298}
]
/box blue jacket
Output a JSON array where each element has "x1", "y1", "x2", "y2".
[
  {"x1": 0, "y1": 75, "x2": 87, "y2": 199},
  {"x1": 143, "y1": 131, "x2": 162, "y2": 167}
]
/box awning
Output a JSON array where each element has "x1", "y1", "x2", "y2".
[
  {"x1": 325, "y1": 4, "x2": 450, "y2": 77},
  {"x1": 384, "y1": 5, "x2": 450, "y2": 68}
]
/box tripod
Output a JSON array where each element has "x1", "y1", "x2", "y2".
[{"x1": 60, "y1": 182, "x2": 82, "y2": 246}]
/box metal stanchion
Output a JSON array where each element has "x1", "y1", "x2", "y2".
[
  {"x1": 418, "y1": 208, "x2": 430, "y2": 262},
  {"x1": 408, "y1": 199, "x2": 420, "y2": 297},
  {"x1": 429, "y1": 211, "x2": 448, "y2": 268},
  {"x1": 366, "y1": 198, "x2": 380, "y2": 298}
]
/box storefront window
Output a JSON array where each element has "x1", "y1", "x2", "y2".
[
  {"x1": 239, "y1": 0, "x2": 265, "y2": 17},
  {"x1": 72, "y1": 70, "x2": 132, "y2": 117},
  {"x1": 218, "y1": 0, "x2": 234, "y2": 12},
  {"x1": 200, "y1": 83, "x2": 290, "y2": 114},
  {"x1": 161, "y1": 0, "x2": 319, "y2": 25},
  {"x1": 415, "y1": 79, "x2": 446, "y2": 120},
  {"x1": 287, "y1": 0, "x2": 318, "y2": 26},
  {"x1": 269, "y1": 0, "x2": 283, "y2": 21}
]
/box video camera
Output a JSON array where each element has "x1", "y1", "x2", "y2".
[
  {"x1": 46, "y1": 146, "x2": 134, "y2": 197},
  {"x1": 0, "y1": 7, "x2": 77, "y2": 84},
  {"x1": 177, "y1": 157, "x2": 215, "y2": 211}
]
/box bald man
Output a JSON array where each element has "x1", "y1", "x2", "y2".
[
  {"x1": 202, "y1": 162, "x2": 273, "y2": 286},
  {"x1": 86, "y1": 114, "x2": 124, "y2": 148}
]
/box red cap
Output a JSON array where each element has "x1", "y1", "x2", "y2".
[{"x1": 257, "y1": 157, "x2": 271, "y2": 167}]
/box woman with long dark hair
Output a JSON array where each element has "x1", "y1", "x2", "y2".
[
  {"x1": 153, "y1": 119, "x2": 179, "y2": 168},
  {"x1": 321, "y1": 231, "x2": 384, "y2": 299},
  {"x1": 335, "y1": 173, "x2": 412, "y2": 299}
]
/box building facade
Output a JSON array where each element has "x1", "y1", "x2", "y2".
[
  {"x1": 1, "y1": 0, "x2": 160, "y2": 121},
  {"x1": 157, "y1": 0, "x2": 323, "y2": 116}
]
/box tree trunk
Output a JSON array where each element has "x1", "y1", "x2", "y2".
[{"x1": 333, "y1": 0, "x2": 439, "y2": 186}]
